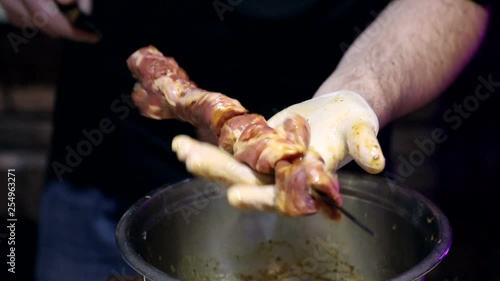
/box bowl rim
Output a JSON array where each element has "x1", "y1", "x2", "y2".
[{"x1": 116, "y1": 172, "x2": 452, "y2": 281}]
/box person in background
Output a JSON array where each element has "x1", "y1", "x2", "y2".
[{"x1": 0, "y1": 0, "x2": 494, "y2": 280}]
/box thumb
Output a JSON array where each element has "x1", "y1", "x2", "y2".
[
  {"x1": 77, "y1": 0, "x2": 92, "y2": 15},
  {"x1": 346, "y1": 122, "x2": 385, "y2": 174}
]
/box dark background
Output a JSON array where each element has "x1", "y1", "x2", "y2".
[{"x1": 0, "y1": 2, "x2": 499, "y2": 281}]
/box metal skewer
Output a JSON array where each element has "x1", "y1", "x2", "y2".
[{"x1": 314, "y1": 190, "x2": 375, "y2": 237}]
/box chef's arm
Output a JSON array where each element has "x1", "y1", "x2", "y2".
[{"x1": 314, "y1": 0, "x2": 490, "y2": 128}]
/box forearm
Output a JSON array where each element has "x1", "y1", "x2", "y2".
[{"x1": 314, "y1": 0, "x2": 489, "y2": 128}]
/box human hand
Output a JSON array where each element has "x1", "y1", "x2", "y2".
[
  {"x1": 0, "y1": 0, "x2": 99, "y2": 42},
  {"x1": 227, "y1": 90, "x2": 384, "y2": 214},
  {"x1": 126, "y1": 47, "x2": 385, "y2": 216},
  {"x1": 267, "y1": 90, "x2": 386, "y2": 174},
  {"x1": 171, "y1": 91, "x2": 385, "y2": 214}
]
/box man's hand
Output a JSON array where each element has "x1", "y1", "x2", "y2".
[
  {"x1": 170, "y1": 91, "x2": 386, "y2": 213},
  {"x1": 0, "y1": 0, "x2": 99, "y2": 42},
  {"x1": 268, "y1": 90, "x2": 385, "y2": 174},
  {"x1": 126, "y1": 46, "x2": 384, "y2": 215}
]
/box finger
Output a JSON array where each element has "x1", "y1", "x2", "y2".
[
  {"x1": 46, "y1": 14, "x2": 100, "y2": 42},
  {"x1": 1, "y1": 0, "x2": 32, "y2": 27},
  {"x1": 171, "y1": 135, "x2": 274, "y2": 186},
  {"x1": 77, "y1": 0, "x2": 92, "y2": 15},
  {"x1": 55, "y1": 0, "x2": 76, "y2": 5},
  {"x1": 346, "y1": 122, "x2": 385, "y2": 174},
  {"x1": 227, "y1": 184, "x2": 276, "y2": 211},
  {"x1": 55, "y1": 0, "x2": 92, "y2": 15},
  {"x1": 23, "y1": 0, "x2": 99, "y2": 42}
]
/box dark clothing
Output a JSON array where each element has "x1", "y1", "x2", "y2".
[{"x1": 35, "y1": 182, "x2": 136, "y2": 281}]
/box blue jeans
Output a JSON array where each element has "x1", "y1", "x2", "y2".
[{"x1": 35, "y1": 181, "x2": 138, "y2": 281}]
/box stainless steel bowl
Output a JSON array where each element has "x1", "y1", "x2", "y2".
[{"x1": 116, "y1": 171, "x2": 451, "y2": 281}]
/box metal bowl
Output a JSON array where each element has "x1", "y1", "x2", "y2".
[{"x1": 116, "y1": 171, "x2": 451, "y2": 281}]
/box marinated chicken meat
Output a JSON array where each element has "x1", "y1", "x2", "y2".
[{"x1": 127, "y1": 46, "x2": 343, "y2": 218}]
